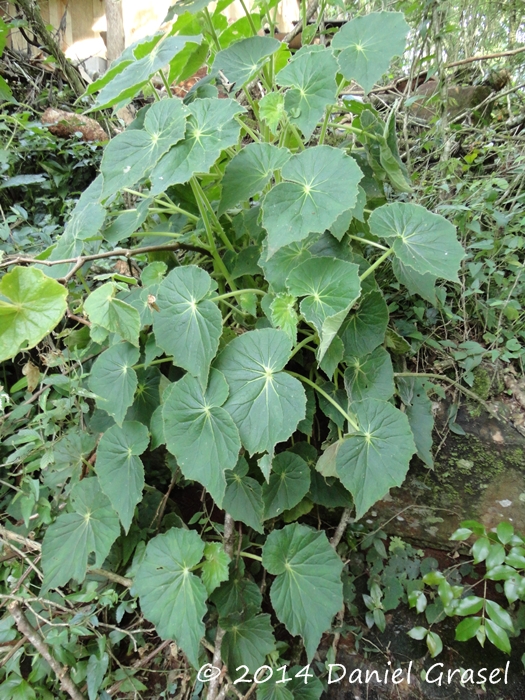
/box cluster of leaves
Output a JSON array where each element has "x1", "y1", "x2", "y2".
[
  {"x1": 407, "y1": 520, "x2": 525, "y2": 661},
  {"x1": 0, "y1": 1, "x2": 489, "y2": 697}
]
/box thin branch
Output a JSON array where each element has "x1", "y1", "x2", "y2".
[
  {"x1": 106, "y1": 639, "x2": 172, "y2": 697},
  {"x1": 0, "y1": 242, "x2": 211, "y2": 282},
  {"x1": 282, "y1": 0, "x2": 319, "y2": 43},
  {"x1": 330, "y1": 508, "x2": 353, "y2": 548},
  {"x1": 446, "y1": 46, "x2": 525, "y2": 68},
  {"x1": 8, "y1": 601, "x2": 86, "y2": 700}
]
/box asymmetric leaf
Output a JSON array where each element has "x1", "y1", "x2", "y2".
[
  {"x1": 263, "y1": 452, "x2": 311, "y2": 520},
  {"x1": 100, "y1": 99, "x2": 189, "y2": 199},
  {"x1": 262, "y1": 146, "x2": 363, "y2": 257},
  {"x1": 88, "y1": 343, "x2": 140, "y2": 425},
  {"x1": 286, "y1": 257, "x2": 361, "y2": 360},
  {"x1": 332, "y1": 12, "x2": 410, "y2": 93},
  {"x1": 163, "y1": 369, "x2": 241, "y2": 505},
  {"x1": 369, "y1": 202, "x2": 464, "y2": 281},
  {"x1": 150, "y1": 98, "x2": 244, "y2": 194},
  {"x1": 277, "y1": 46, "x2": 338, "y2": 139},
  {"x1": 94, "y1": 35, "x2": 201, "y2": 110},
  {"x1": 215, "y1": 329, "x2": 306, "y2": 474},
  {"x1": 0, "y1": 267, "x2": 67, "y2": 362},
  {"x1": 42, "y1": 479, "x2": 120, "y2": 592},
  {"x1": 153, "y1": 266, "x2": 222, "y2": 388},
  {"x1": 96, "y1": 421, "x2": 150, "y2": 532},
  {"x1": 397, "y1": 377, "x2": 434, "y2": 468},
  {"x1": 211, "y1": 560, "x2": 263, "y2": 616},
  {"x1": 223, "y1": 457, "x2": 264, "y2": 533},
  {"x1": 340, "y1": 290, "x2": 388, "y2": 357},
  {"x1": 219, "y1": 143, "x2": 290, "y2": 214},
  {"x1": 133, "y1": 528, "x2": 207, "y2": 667},
  {"x1": 213, "y1": 36, "x2": 280, "y2": 89},
  {"x1": 84, "y1": 283, "x2": 141, "y2": 346},
  {"x1": 259, "y1": 92, "x2": 285, "y2": 131},
  {"x1": 262, "y1": 523, "x2": 343, "y2": 660},
  {"x1": 336, "y1": 398, "x2": 416, "y2": 519},
  {"x1": 344, "y1": 346, "x2": 395, "y2": 402},
  {"x1": 221, "y1": 613, "x2": 276, "y2": 673}
]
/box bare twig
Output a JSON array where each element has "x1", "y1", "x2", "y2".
[
  {"x1": 207, "y1": 513, "x2": 235, "y2": 700},
  {"x1": 106, "y1": 639, "x2": 172, "y2": 696},
  {"x1": 8, "y1": 601, "x2": 86, "y2": 700},
  {"x1": 446, "y1": 46, "x2": 525, "y2": 68},
  {"x1": 282, "y1": 0, "x2": 319, "y2": 44},
  {"x1": 0, "y1": 242, "x2": 211, "y2": 282},
  {"x1": 330, "y1": 508, "x2": 352, "y2": 549}
]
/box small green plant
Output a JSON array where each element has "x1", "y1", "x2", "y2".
[{"x1": 406, "y1": 520, "x2": 525, "y2": 661}]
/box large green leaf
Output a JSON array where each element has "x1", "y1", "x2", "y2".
[
  {"x1": 369, "y1": 202, "x2": 464, "y2": 282},
  {"x1": 84, "y1": 282, "x2": 141, "y2": 346},
  {"x1": 344, "y1": 346, "x2": 394, "y2": 402},
  {"x1": 262, "y1": 523, "x2": 343, "y2": 660},
  {"x1": 336, "y1": 398, "x2": 416, "y2": 519},
  {"x1": 262, "y1": 452, "x2": 311, "y2": 520},
  {"x1": 262, "y1": 146, "x2": 363, "y2": 257},
  {"x1": 94, "y1": 35, "x2": 201, "y2": 109},
  {"x1": 100, "y1": 99, "x2": 189, "y2": 199},
  {"x1": 215, "y1": 329, "x2": 306, "y2": 475},
  {"x1": 223, "y1": 457, "x2": 264, "y2": 533},
  {"x1": 332, "y1": 12, "x2": 409, "y2": 93},
  {"x1": 340, "y1": 290, "x2": 388, "y2": 357},
  {"x1": 221, "y1": 612, "x2": 276, "y2": 674},
  {"x1": 397, "y1": 377, "x2": 434, "y2": 468},
  {"x1": 125, "y1": 367, "x2": 161, "y2": 426},
  {"x1": 88, "y1": 343, "x2": 139, "y2": 425},
  {"x1": 41, "y1": 478, "x2": 120, "y2": 592},
  {"x1": 214, "y1": 35, "x2": 281, "y2": 89},
  {"x1": 286, "y1": 257, "x2": 361, "y2": 360},
  {"x1": 163, "y1": 369, "x2": 241, "y2": 506},
  {"x1": 0, "y1": 267, "x2": 67, "y2": 362},
  {"x1": 95, "y1": 421, "x2": 150, "y2": 532},
  {"x1": 392, "y1": 257, "x2": 438, "y2": 305},
  {"x1": 219, "y1": 143, "x2": 290, "y2": 214},
  {"x1": 153, "y1": 266, "x2": 222, "y2": 388},
  {"x1": 150, "y1": 98, "x2": 244, "y2": 194},
  {"x1": 133, "y1": 528, "x2": 207, "y2": 668},
  {"x1": 277, "y1": 45, "x2": 338, "y2": 139}
]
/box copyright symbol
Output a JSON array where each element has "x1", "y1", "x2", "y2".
[{"x1": 197, "y1": 664, "x2": 221, "y2": 682}]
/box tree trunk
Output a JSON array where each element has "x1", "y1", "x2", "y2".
[
  {"x1": 15, "y1": 0, "x2": 85, "y2": 97},
  {"x1": 105, "y1": 0, "x2": 125, "y2": 65}
]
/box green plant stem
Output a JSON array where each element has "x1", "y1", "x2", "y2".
[
  {"x1": 133, "y1": 357, "x2": 175, "y2": 371},
  {"x1": 289, "y1": 334, "x2": 318, "y2": 358},
  {"x1": 238, "y1": 0, "x2": 258, "y2": 35},
  {"x1": 236, "y1": 115, "x2": 261, "y2": 143},
  {"x1": 320, "y1": 122, "x2": 384, "y2": 142},
  {"x1": 288, "y1": 122, "x2": 306, "y2": 151},
  {"x1": 360, "y1": 248, "x2": 394, "y2": 281},
  {"x1": 213, "y1": 288, "x2": 265, "y2": 302},
  {"x1": 203, "y1": 8, "x2": 221, "y2": 51},
  {"x1": 242, "y1": 87, "x2": 259, "y2": 115},
  {"x1": 286, "y1": 371, "x2": 359, "y2": 431},
  {"x1": 239, "y1": 552, "x2": 263, "y2": 562},
  {"x1": 190, "y1": 178, "x2": 236, "y2": 289},
  {"x1": 318, "y1": 78, "x2": 345, "y2": 145},
  {"x1": 158, "y1": 69, "x2": 172, "y2": 96},
  {"x1": 191, "y1": 177, "x2": 235, "y2": 252},
  {"x1": 348, "y1": 235, "x2": 388, "y2": 251}
]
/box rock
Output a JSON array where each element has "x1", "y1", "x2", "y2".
[
  {"x1": 367, "y1": 402, "x2": 525, "y2": 549},
  {"x1": 41, "y1": 108, "x2": 108, "y2": 142}
]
